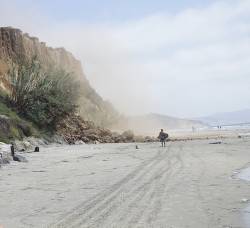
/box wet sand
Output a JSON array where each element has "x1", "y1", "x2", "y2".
[{"x1": 1, "y1": 138, "x2": 250, "y2": 228}]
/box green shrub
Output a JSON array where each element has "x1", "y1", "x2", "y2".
[
  {"x1": 5, "y1": 58, "x2": 80, "y2": 129},
  {"x1": 0, "y1": 99, "x2": 20, "y2": 120},
  {"x1": 0, "y1": 97, "x2": 39, "y2": 142},
  {"x1": 17, "y1": 121, "x2": 32, "y2": 137},
  {"x1": 9, "y1": 125, "x2": 21, "y2": 138}
]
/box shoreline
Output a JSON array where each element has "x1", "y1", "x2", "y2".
[{"x1": 234, "y1": 166, "x2": 250, "y2": 228}]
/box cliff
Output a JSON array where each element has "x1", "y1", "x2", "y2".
[{"x1": 0, "y1": 27, "x2": 118, "y2": 127}]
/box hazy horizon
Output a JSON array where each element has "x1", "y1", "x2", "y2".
[
  {"x1": 1, "y1": 0, "x2": 250, "y2": 118},
  {"x1": 127, "y1": 108, "x2": 250, "y2": 120}
]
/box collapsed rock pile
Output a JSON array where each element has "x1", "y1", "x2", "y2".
[{"x1": 56, "y1": 115, "x2": 156, "y2": 144}]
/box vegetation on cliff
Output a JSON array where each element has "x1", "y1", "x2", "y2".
[
  {"x1": 5, "y1": 58, "x2": 79, "y2": 129},
  {"x1": 0, "y1": 28, "x2": 155, "y2": 144},
  {"x1": 0, "y1": 95, "x2": 38, "y2": 143},
  {"x1": 0, "y1": 27, "x2": 120, "y2": 128},
  {"x1": 0, "y1": 57, "x2": 80, "y2": 142},
  {"x1": 0, "y1": 59, "x2": 155, "y2": 144}
]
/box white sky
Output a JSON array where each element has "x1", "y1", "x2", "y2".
[{"x1": 1, "y1": 0, "x2": 250, "y2": 118}]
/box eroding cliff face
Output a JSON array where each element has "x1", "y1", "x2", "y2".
[
  {"x1": 0, "y1": 27, "x2": 85, "y2": 79},
  {"x1": 0, "y1": 27, "x2": 118, "y2": 127}
]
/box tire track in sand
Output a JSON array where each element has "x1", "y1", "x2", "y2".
[{"x1": 50, "y1": 143, "x2": 184, "y2": 228}]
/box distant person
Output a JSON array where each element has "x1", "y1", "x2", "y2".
[{"x1": 158, "y1": 129, "x2": 168, "y2": 147}]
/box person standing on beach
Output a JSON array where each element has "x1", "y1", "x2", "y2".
[{"x1": 158, "y1": 129, "x2": 168, "y2": 147}]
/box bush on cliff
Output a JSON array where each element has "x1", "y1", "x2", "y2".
[
  {"x1": 5, "y1": 59, "x2": 80, "y2": 129},
  {"x1": 0, "y1": 98, "x2": 38, "y2": 142}
]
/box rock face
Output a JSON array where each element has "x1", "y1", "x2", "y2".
[
  {"x1": 0, "y1": 27, "x2": 157, "y2": 145},
  {"x1": 0, "y1": 27, "x2": 118, "y2": 127},
  {"x1": 0, "y1": 28, "x2": 79, "y2": 74}
]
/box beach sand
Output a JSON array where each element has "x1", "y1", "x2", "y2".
[{"x1": 1, "y1": 137, "x2": 250, "y2": 227}]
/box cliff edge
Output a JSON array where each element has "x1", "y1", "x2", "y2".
[{"x1": 0, "y1": 27, "x2": 118, "y2": 127}]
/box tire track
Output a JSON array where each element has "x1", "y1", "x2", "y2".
[
  {"x1": 70, "y1": 145, "x2": 176, "y2": 227},
  {"x1": 143, "y1": 143, "x2": 184, "y2": 227},
  {"x1": 88, "y1": 157, "x2": 177, "y2": 228},
  {"x1": 50, "y1": 144, "x2": 173, "y2": 227}
]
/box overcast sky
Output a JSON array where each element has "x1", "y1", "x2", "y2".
[{"x1": 1, "y1": 0, "x2": 250, "y2": 118}]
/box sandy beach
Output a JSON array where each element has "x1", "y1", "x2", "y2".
[{"x1": 1, "y1": 137, "x2": 250, "y2": 228}]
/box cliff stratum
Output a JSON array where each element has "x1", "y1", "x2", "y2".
[{"x1": 0, "y1": 27, "x2": 118, "y2": 127}]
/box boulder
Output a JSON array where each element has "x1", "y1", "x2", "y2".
[
  {"x1": 0, "y1": 156, "x2": 10, "y2": 165},
  {"x1": 87, "y1": 134, "x2": 100, "y2": 141},
  {"x1": 0, "y1": 142, "x2": 12, "y2": 165},
  {"x1": 80, "y1": 137, "x2": 90, "y2": 143},
  {"x1": 13, "y1": 154, "x2": 28, "y2": 162},
  {"x1": 75, "y1": 140, "x2": 85, "y2": 145},
  {"x1": 23, "y1": 141, "x2": 31, "y2": 149},
  {"x1": 14, "y1": 140, "x2": 32, "y2": 151}
]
